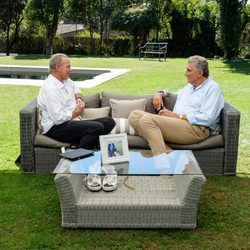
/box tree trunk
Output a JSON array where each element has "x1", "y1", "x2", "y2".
[
  {"x1": 45, "y1": 34, "x2": 54, "y2": 55},
  {"x1": 6, "y1": 25, "x2": 10, "y2": 56},
  {"x1": 133, "y1": 31, "x2": 139, "y2": 55},
  {"x1": 45, "y1": 11, "x2": 60, "y2": 55},
  {"x1": 99, "y1": 0, "x2": 103, "y2": 55}
]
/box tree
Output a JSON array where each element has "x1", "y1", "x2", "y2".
[
  {"x1": 239, "y1": 3, "x2": 250, "y2": 58},
  {"x1": 98, "y1": 0, "x2": 116, "y2": 54},
  {"x1": 26, "y1": 0, "x2": 64, "y2": 55},
  {"x1": 0, "y1": 0, "x2": 26, "y2": 55},
  {"x1": 216, "y1": 0, "x2": 248, "y2": 59},
  {"x1": 111, "y1": 4, "x2": 158, "y2": 54},
  {"x1": 65, "y1": 0, "x2": 116, "y2": 55},
  {"x1": 65, "y1": 0, "x2": 98, "y2": 54},
  {"x1": 147, "y1": 0, "x2": 171, "y2": 41}
]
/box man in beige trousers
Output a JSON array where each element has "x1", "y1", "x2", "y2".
[{"x1": 128, "y1": 55, "x2": 224, "y2": 155}]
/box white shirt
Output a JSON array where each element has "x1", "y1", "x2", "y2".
[{"x1": 37, "y1": 74, "x2": 80, "y2": 134}]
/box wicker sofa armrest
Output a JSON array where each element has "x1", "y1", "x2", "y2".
[
  {"x1": 174, "y1": 174, "x2": 206, "y2": 226},
  {"x1": 19, "y1": 98, "x2": 38, "y2": 172},
  {"x1": 174, "y1": 151, "x2": 205, "y2": 205},
  {"x1": 221, "y1": 102, "x2": 240, "y2": 175},
  {"x1": 54, "y1": 174, "x2": 83, "y2": 227}
]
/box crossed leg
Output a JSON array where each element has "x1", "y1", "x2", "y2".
[{"x1": 129, "y1": 110, "x2": 209, "y2": 155}]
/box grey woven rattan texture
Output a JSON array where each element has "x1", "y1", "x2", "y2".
[
  {"x1": 35, "y1": 148, "x2": 61, "y2": 173},
  {"x1": 222, "y1": 103, "x2": 241, "y2": 175},
  {"x1": 19, "y1": 97, "x2": 240, "y2": 175},
  {"x1": 19, "y1": 99, "x2": 38, "y2": 172},
  {"x1": 54, "y1": 174, "x2": 206, "y2": 228}
]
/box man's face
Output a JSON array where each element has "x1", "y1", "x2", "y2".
[
  {"x1": 56, "y1": 57, "x2": 71, "y2": 80},
  {"x1": 185, "y1": 63, "x2": 202, "y2": 85}
]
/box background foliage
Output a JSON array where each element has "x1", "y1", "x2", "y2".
[{"x1": 0, "y1": 0, "x2": 249, "y2": 58}]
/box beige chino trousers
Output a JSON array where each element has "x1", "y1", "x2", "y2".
[{"x1": 128, "y1": 110, "x2": 210, "y2": 155}]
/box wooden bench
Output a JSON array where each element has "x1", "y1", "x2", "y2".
[{"x1": 139, "y1": 42, "x2": 168, "y2": 61}]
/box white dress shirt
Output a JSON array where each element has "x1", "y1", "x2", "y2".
[{"x1": 37, "y1": 74, "x2": 80, "y2": 134}]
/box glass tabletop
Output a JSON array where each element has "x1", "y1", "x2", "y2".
[{"x1": 53, "y1": 150, "x2": 203, "y2": 176}]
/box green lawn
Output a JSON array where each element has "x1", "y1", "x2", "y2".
[{"x1": 0, "y1": 55, "x2": 249, "y2": 249}]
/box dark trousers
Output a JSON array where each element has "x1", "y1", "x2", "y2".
[{"x1": 45, "y1": 117, "x2": 115, "y2": 149}]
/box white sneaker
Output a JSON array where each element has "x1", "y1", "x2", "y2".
[
  {"x1": 102, "y1": 174, "x2": 118, "y2": 192},
  {"x1": 83, "y1": 174, "x2": 102, "y2": 191}
]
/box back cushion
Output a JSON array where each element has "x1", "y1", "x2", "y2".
[
  {"x1": 109, "y1": 98, "x2": 146, "y2": 118},
  {"x1": 101, "y1": 91, "x2": 155, "y2": 114},
  {"x1": 164, "y1": 92, "x2": 177, "y2": 110},
  {"x1": 84, "y1": 93, "x2": 101, "y2": 108}
]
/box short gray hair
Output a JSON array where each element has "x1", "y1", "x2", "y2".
[
  {"x1": 188, "y1": 55, "x2": 209, "y2": 77},
  {"x1": 49, "y1": 53, "x2": 68, "y2": 73}
]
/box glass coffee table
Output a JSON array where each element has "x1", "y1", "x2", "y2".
[
  {"x1": 53, "y1": 150, "x2": 202, "y2": 175},
  {"x1": 53, "y1": 150, "x2": 205, "y2": 229}
]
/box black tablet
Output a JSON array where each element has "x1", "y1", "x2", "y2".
[{"x1": 59, "y1": 148, "x2": 94, "y2": 161}]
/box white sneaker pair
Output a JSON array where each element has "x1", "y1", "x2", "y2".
[{"x1": 83, "y1": 173, "x2": 118, "y2": 192}]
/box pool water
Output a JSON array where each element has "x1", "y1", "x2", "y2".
[{"x1": 0, "y1": 72, "x2": 98, "y2": 81}]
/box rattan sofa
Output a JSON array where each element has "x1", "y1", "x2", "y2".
[{"x1": 19, "y1": 91, "x2": 240, "y2": 175}]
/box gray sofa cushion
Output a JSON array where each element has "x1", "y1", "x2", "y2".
[
  {"x1": 128, "y1": 135, "x2": 224, "y2": 150},
  {"x1": 169, "y1": 135, "x2": 224, "y2": 150},
  {"x1": 127, "y1": 135, "x2": 149, "y2": 148},
  {"x1": 164, "y1": 92, "x2": 177, "y2": 110},
  {"x1": 81, "y1": 107, "x2": 110, "y2": 119},
  {"x1": 35, "y1": 134, "x2": 70, "y2": 148},
  {"x1": 109, "y1": 98, "x2": 147, "y2": 118},
  {"x1": 84, "y1": 93, "x2": 101, "y2": 108},
  {"x1": 101, "y1": 91, "x2": 155, "y2": 113}
]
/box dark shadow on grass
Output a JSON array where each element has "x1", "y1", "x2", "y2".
[
  {"x1": 13, "y1": 54, "x2": 133, "y2": 60},
  {"x1": 222, "y1": 60, "x2": 250, "y2": 75}
]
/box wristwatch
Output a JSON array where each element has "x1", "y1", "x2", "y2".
[{"x1": 179, "y1": 114, "x2": 184, "y2": 120}]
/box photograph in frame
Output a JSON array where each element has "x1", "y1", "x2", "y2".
[{"x1": 99, "y1": 133, "x2": 129, "y2": 164}]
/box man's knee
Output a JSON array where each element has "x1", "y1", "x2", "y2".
[
  {"x1": 96, "y1": 123, "x2": 105, "y2": 134},
  {"x1": 128, "y1": 110, "x2": 145, "y2": 125},
  {"x1": 107, "y1": 117, "x2": 116, "y2": 129},
  {"x1": 139, "y1": 113, "x2": 154, "y2": 127}
]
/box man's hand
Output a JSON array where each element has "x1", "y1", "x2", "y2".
[
  {"x1": 159, "y1": 109, "x2": 187, "y2": 121},
  {"x1": 72, "y1": 99, "x2": 85, "y2": 119},
  {"x1": 158, "y1": 108, "x2": 179, "y2": 119},
  {"x1": 76, "y1": 98, "x2": 85, "y2": 107},
  {"x1": 152, "y1": 93, "x2": 164, "y2": 112}
]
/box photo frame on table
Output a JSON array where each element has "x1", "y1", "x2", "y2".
[{"x1": 99, "y1": 133, "x2": 129, "y2": 164}]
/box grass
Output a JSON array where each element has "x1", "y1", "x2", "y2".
[{"x1": 0, "y1": 55, "x2": 249, "y2": 249}]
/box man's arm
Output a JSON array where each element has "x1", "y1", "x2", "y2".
[
  {"x1": 152, "y1": 91, "x2": 166, "y2": 111},
  {"x1": 153, "y1": 90, "x2": 187, "y2": 120},
  {"x1": 72, "y1": 93, "x2": 85, "y2": 119}
]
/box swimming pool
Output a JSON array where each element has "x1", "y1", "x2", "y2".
[{"x1": 0, "y1": 65, "x2": 130, "y2": 88}]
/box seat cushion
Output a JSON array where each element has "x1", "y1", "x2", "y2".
[
  {"x1": 169, "y1": 135, "x2": 224, "y2": 150},
  {"x1": 127, "y1": 134, "x2": 224, "y2": 150},
  {"x1": 34, "y1": 134, "x2": 70, "y2": 148}
]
